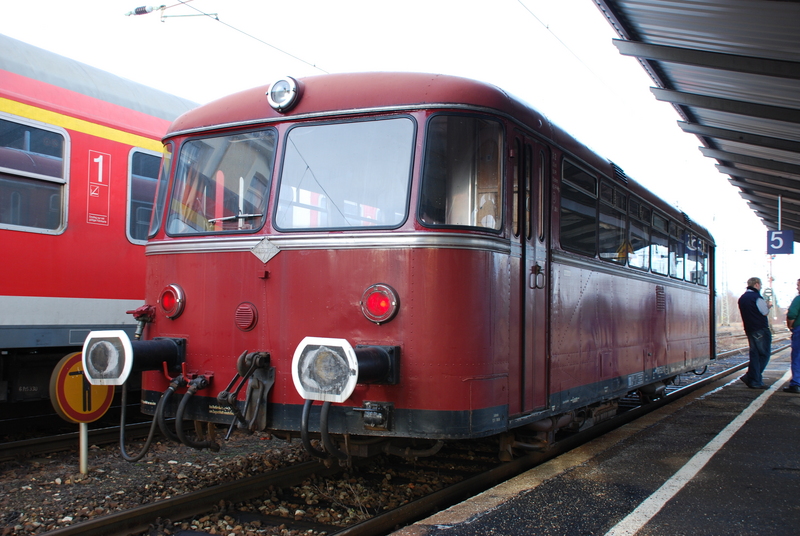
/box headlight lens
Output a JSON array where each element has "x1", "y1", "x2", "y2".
[{"x1": 267, "y1": 76, "x2": 299, "y2": 112}]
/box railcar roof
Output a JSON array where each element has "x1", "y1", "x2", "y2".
[
  {"x1": 167, "y1": 71, "x2": 712, "y2": 242},
  {"x1": 168, "y1": 72, "x2": 554, "y2": 137},
  {"x1": 0, "y1": 33, "x2": 196, "y2": 122}
]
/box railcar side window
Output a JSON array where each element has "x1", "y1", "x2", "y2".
[
  {"x1": 651, "y1": 213, "x2": 669, "y2": 275},
  {"x1": 685, "y1": 233, "x2": 698, "y2": 283},
  {"x1": 148, "y1": 143, "x2": 173, "y2": 238},
  {"x1": 0, "y1": 117, "x2": 66, "y2": 233},
  {"x1": 167, "y1": 130, "x2": 275, "y2": 235},
  {"x1": 695, "y1": 239, "x2": 709, "y2": 286},
  {"x1": 598, "y1": 182, "x2": 627, "y2": 264},
  {"x1": 419, "y1": 115, "x2": 502, "y2": 230},
  {"x1": 538, "y1": 150, "x2": 546, "y2": 242},
  {"x1": 669, "y1": 222, "x2": 686, "y2": 279},
  {"x1": 628, "y1": 197, "x2": 650, "y2": 270},
  {"x1": 276, "y1": 118, "x2": 414, "y2": 230},
  {"x1": 560, "y1": 160, "x2": 597, "y2": 256},
  {"x1": 685, "y1": 234, "x2": 709, "y2": 285},
  {"x1": 512, "y1": 138, "x2": 521, "y2": 237},
  {"x1": 525, "y1": 144, "x2": 533, "y2": 239},
  {"x1": 128, "y1": 150, "x2": 160, "y2": 243}
]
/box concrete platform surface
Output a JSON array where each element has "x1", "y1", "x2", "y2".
[{"x1": 394, "y1": 349, "x2": 799, "y2": 536}]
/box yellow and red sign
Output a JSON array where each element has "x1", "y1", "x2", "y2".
[{"x1": 49, "y1": 352, "x2": 114, "y2": 423}]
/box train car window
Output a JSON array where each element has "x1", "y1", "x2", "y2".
[
  {"x1": 512, "y1": 138, "x2": 520, "y2": 237},
  {"x1": 640, "y1": 204, "x2": 652, "y2": 224},
  {"x1": 538, "y1": 150, "x2": 546, "y2": 242},
  {"x1": 560, "y1": 160, "x2": 597, "y2": 256},
  {"x1": 276, "y1": 118, "x2": 414, "y2": 230},
  {"x1": 598, "y1": 183, "x2": 627, "y2": 264},
  {"x1": 628, "y1": 197, "x2": 650, "y2": 270},
  {"x1": 167, "y1": 130, "x2": 275, "y2": 235},
  {"x1": 599, "y1": 182, "x2": 613, "y2": 204},
  {"x1": 629, "y1": 197, "x2": 639, "y2": 216},
  {"x1": 669, "y1": 222, "x2": 686, "y2": 280},
  {"x1": 147, "y1": 143, "x2": 173, "y2": 238},
  {"x1": 525, "y1": 144, "x2": 533, "y2": 239},
  {"x1": 695, "y1": 239, "x2": 709, "y2": 286},
  {"x1": 651, "y1": 213, "x2": 669, "y2": 275},
  {"x1": 685, "y1": 233, "x2": 700, "y2": 284},
  {"x1": 629, "y1": 218, "x2": 650, "y2": 269},
  {"x1": 128, "y1": 149, "x2": 160, "y2": 243},
  {"x1": 563, "y1": 159, "x2": 596, "y2": 195},
  {"x1": 419, "y1": 115, "x2": 502, "y2": 230},
  {"x1": 0, "y1": 117, "x2": 66, "y2": 233}
]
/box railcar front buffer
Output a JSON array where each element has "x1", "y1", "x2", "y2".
[
  {"x1": 82, "y1": 330, "x2": 185, "y2": 385},
  {"x1": 291, "y1": 337, "x2": 399, "y2": 460}
]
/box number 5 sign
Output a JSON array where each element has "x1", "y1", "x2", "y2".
[{"x1": 768, "y1": 230, "x2": 794, "y2": 254}]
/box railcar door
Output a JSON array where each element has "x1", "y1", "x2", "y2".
[{"x1": 516, "y1": 135, "x2": 550, "y2": 413}]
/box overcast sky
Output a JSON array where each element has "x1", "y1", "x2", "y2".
[{"x1": 2, "y1": 0, "x2": 797, "y2": 303}]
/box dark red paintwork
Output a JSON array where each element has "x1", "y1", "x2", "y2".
[{"x1": 142, "y1": 72, "x2": 714, "y2": 441}]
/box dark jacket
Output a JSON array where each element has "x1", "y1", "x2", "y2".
[{"x1": 738, "y1": 287, "x2": 769, "y2": 333}]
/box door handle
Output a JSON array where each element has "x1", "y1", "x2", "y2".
[{"x1": 529, "y1": 263, "x2": 545, "y2": 290}]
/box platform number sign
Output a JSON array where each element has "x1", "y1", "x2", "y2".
[
  {"x1": 768, "y1": 230, "x2": 794, "y2": 254},
  {"x1": 87, "y1": 150, "x2": 111, "y2": 226}
]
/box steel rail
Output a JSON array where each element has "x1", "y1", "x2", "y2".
[
  {"x1": 42, "y1": 459, "x2": 343, "y2": 536},
  {"x1": 0, "y1": 422, "x2": 153, "y2": 463}
]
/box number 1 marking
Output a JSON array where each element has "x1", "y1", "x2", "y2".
[{"x1": 93, "y1": 154, "x2": 104, "y2": 183}]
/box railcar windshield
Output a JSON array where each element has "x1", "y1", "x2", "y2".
[
  {"x1": 147, "y1": 143, "x2": 173, "y2": 238},
  {"x1": 274, "y1": 118, "x2": 414, "y2": 230},
  {"x1": 419, "y1": 115, "x2": 503, "y2": 230},
  {"x1": 166, "y1": 130, "x2": 276, "y2": 234}
]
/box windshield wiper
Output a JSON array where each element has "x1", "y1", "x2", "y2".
[{"x1": 208, "y1": 213, "x2": 263, "y2": 223}]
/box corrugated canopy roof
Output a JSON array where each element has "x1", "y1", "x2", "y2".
[{"x1": 593, "y1": 0, "x2": 800, "y2": 239}]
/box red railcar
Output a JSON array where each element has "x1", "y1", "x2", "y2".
[
  {"x1": 0, "y1": 34, "x2": 196, "y2": 405},
  {"x1": 84, "y1": 72, "x2": 714, "y2": 457}
]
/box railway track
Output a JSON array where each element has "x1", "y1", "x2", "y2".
[
  {"x1": 35, "y1": 344, "x2": 786, "y2": 536},
  {"x1": 0, "y1": 422, "x2": 153, "y2": 463}
]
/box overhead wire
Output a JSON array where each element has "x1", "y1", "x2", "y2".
[
  {"x1": 516, "y1": 0, "x2": 607, "y2": 85},
  {"x1": 161, "y1": 0, "x2": 328, "y2": 74}
]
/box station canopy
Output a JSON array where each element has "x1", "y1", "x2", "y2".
[{"x1": 593, "y1": 0, "x2": 800, "y2": 239}]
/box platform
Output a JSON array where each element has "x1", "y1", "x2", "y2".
[{"x1": 395, "y1": 347, "x2": 799, "y2": 536}]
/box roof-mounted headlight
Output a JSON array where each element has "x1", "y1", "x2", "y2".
[{"x1": 267, "y1": 76, "x2": 299, "y2": 112}]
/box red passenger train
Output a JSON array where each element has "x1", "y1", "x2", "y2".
[
  {"x1": 0, "y1": 34, "x2": 196, "y2": 406},
  {"x1": 83, "y1": 72, "x2": 715, "y2": 458}
]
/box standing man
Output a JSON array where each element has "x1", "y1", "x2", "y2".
[
  {"x1": 784, "y1": 278, "x2": 800, "y2": 393},
  {"x1": 737, "y1": 277, "x2": 772, "y2": 389}
]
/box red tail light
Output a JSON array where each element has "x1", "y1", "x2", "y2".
[
  {"x1": 360, "y1": 284, "x2": 399, "y2": 324},
  {"x1": 158, "y1": 284, "x2": 185, "y2": 319}
]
